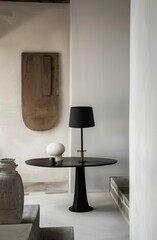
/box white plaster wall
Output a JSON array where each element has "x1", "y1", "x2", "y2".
[
  {"x1": 70, "y1": 0, "x2": 130, "y2": 192},
  {"x1": 0, "y1": 2, "x2": 70, "y2": 182},
  {"x1": 130, "y1": 0, "x2": 157, "y2": 239}
]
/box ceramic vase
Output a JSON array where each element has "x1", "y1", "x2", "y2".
[{"x1": 0, "y1": 158, "x2": 24, "y2": 224}]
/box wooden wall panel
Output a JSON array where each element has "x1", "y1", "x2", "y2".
[{"x1": 22, "y1": 52, "x2": 59, "y2": 131}]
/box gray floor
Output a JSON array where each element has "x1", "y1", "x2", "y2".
[{"x1": 24, "y1": 192, "x2": 129, "y2": 240}]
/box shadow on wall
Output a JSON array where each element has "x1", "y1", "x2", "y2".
[{"x1": 0, "y1": 2, "x2": 63, "y2": 38}]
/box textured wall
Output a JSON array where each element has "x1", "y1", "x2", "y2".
[
  {"x1": 0, "y1": 2, "x2": 70, "y2": 183},
  {"x1": 130, "y1": 0, "x2": 157, "y2": 239}
]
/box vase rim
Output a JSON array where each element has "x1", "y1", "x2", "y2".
[
  {"x1": 0, "y1": 158, "x2": 15, "y2": 162},
  {"x1": 0, "y1": 159, "x2": 17, "y2": 168}
]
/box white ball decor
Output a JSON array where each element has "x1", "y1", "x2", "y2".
[{"x1": 46, "y1": 142, "x2": 65, "y2": 161}]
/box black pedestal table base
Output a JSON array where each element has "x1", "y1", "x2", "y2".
[{"x1": 69, "y1": 166, "x2": 93, "y2": 212}]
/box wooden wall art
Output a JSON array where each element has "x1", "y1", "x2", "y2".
[{"x1": 22, "y1": 52, "x2": 59, "y2": 131}]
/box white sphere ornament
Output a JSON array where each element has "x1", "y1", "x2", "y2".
[{"x1": 46, "y1": 142, "x2": 65, "y2": 161}]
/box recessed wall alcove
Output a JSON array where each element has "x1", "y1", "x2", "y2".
[{"x1": 0, "y1": 0, "x2": 129, "y2": 194}]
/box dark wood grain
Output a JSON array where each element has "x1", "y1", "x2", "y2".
[
  {"x1": 0, "y1": 0, "x2": 70, "y2": 3},
  {"x1": 25, "y1": 157, "x2": 118, "y2": 168},
  {"x1": 22, "y1": 52, "x2": 59, "y2": 131},
  {"x1": 42, "y1": 55, "x2": 52, "y2": 96}
]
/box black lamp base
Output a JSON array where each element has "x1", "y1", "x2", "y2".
[{"x1": 78, "y1": 160, "x2": 86, "y2": 164}]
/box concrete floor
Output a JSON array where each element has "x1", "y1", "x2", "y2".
[{"x1": 24, "y1": 192, "x2": 129, "y2": 240}]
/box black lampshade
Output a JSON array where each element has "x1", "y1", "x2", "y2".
[{"x1": 69, "y1": 106, "x2": 95, "y2": 128}]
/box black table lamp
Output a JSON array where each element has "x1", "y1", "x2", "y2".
[{"x1": 69, "y1": 106, "x2": 95, "y2": 163}]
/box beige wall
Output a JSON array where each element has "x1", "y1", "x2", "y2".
[{"x1": 0, "y1": 2, "x2": 70, "y2": 183}]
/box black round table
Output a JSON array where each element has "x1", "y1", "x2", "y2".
[{"x1": 25, "y1": 157, "x2": 117, "y2": 212}]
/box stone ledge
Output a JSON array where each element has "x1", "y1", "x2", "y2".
[
  {"x1": 110, "y1": 176, "x2": 129, "y2": 223},
  {"x1": 40, "y1": 226, "x2": 74, "y2": 240},
  {"x1": 0, "y1": 223, "x2": 32, "y2": 240},
  {"x1": 0, "y1": 205, "x2": 74, "y2": 240},
  {"x1": 22, "y1": 205, "x2": 40, "y2": 240}
]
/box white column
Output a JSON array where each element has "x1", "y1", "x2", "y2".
[{"x1": 130, "y1": 0, "x2": 157, "y2": 239}]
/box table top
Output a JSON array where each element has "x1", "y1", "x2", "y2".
[{"x1": 25, "y1": 157, "x2": 117, "y2": 168}]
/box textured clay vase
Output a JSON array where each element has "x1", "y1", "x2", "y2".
[{"x1": 0, "y1": 158, "x2": 24, "y2": 224}]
